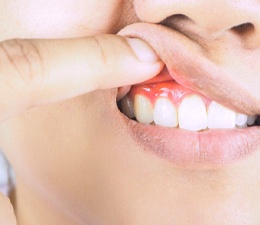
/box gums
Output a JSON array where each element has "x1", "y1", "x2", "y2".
[{"x1": 128, "y1": 80, "x2": 212, "y2": 108}]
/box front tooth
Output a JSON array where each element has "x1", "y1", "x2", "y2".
[
  {"x1": 208, "y1": 101, "x2": 236, "y2": 129},
  {"x1": 134, "y1": 94, "x2": 154, "y2": 124},
  {"x1": 235, "y1": 113, "x2": 247, "y2": 126},
  {"x1": 154, "y1": 98, "x2": 178, "y2": 127},
  {"x1": 247, "y1": 115, "x2": 257, "y2": 126},
  {"x1": 178, "y1": 95, "x2": 207, "y2": 131},
  {"x1": 120, "y1": 95, "x2": 135, "y2": 119}
]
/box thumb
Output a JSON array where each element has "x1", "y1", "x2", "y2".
[
  {"x1": 0, "y1": 35, "x2": 163, "y2": 121},
  {"x1": 0, "y1": 193, "x2": 16, "y2": 225}
]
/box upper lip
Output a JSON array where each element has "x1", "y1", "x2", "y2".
[{"x1": 118, "y1": 22, "x2": 260, "y2": 116}]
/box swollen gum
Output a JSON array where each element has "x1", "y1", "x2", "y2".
[{"x1": 128, "y1": 81, "x2": 211, "y2": 108}]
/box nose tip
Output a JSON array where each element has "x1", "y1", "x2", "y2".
[{"x1": 134, "y1": 0, "x2": 260, "y2": 45}]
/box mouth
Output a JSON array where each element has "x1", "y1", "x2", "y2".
[
  {"x1": 117, "y1": 69, "x2": 260, "y2": 169},
  {"x1": 116, "y1": 23, "x2": 260, "y2": 169},
  {"x1": 118, "y1": 67, "x2": 260, "y2": 130}
]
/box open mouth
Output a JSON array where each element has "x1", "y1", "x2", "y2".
[
  {"x1": 117, "y1": 73, "x2": 260, "y2": 168},
  {"x1": 117, "y1": 69, "x2": 260, "y2": 131},
  {"x1": 116, "y1": 22, "x2": 260, "y2": 168}
]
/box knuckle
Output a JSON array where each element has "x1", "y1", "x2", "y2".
[
  {"x1": 86, "y1": 35, "x2": 125, "y2": 87},
  {"x1": 0, "y1": 39, "x2": 44, "y2": 87},
  {"x1": 90, "y1": 36, "x2": 109, "y2": 65}
]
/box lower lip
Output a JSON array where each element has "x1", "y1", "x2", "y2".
[{"x1": 123, "y1": 115, "x2": 260, "y2": 169}]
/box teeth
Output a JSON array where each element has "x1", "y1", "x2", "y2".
[
  {"x1": 235, "y1": 113, "x2": 248, "y2": 126},
  {"x1": 178, "y1": 95, "x2": 207, "y2": 131},
  {"x1": 154, "y1": 98, "x2": 178, "y2": 127},
  {"x1": 120, "y1": 95, "x2": 135, "y2": 119},
  {"x1": 130, "y1": 93, "x2": 256, "y2": 130},
  {"x1": 247, "y1": 115, "x2": 257, "y2": 126},
  {"x1": 208, "y1": 101, "x2": 236, "y2": 129},
  {"x1": 134, "y1": 94, "x2": 154, "y2": 124}
]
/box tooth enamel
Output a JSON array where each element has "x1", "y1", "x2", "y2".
[
  {"x1": 121, "y1": 96, "x2": 135, "y2": 119},
  {"x1": 236, "y1": 124, "x2": 247, "y2": 129},
  {"x1": 154, "y1": 98, "x2": 178, "y2": 127},
  {"x1": 247, "y1": 115, "x2": 257, "y2": 126},
  {"x1": 178, "y1": 95, "x2": 207, "y2": 131},
  {"x1": 235, "y1": 113, "x2": 248, "y2": 126},
  {"x1": 208, "y1": 101, "x2": 236, "y2": 129},
  {"x1": 134, "y1": 94, "x2": 154, "y2": 124}
]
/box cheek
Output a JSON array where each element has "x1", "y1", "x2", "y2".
[
  {"x1": 0, "y1": 89, "x2": 144, "y2": 221},
  {"x1": 2, "y1": 0, "x2": 122, "y2": 40},
  {"x1": 0, "y1": 89, "x2": 140, "y2": 220},
  {"x1": 0, "y1": 91, "x2": 116, "y2": 194}
]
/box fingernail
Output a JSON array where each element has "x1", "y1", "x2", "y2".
[{"x1": 127, "y1": 38, "x2": 160, "y2": 63}]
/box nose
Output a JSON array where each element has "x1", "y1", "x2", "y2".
[{"x1": 134, "y1": 0, "x2": 260, "y2": 46}]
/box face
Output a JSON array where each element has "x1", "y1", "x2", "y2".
[{"x1": 0, "y1": 1, "x2": 259, "y2": 225}]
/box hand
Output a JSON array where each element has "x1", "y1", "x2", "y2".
[
  {"x1": 0, "y1": 193, "x2": 16, "y2": 225},
  {"x1": 0, "y1": 35, "x2": 163, "y2": 122}
]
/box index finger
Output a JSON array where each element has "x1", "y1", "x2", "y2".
[{"x1": 0, "y1": 35, "x2": 163, "y2": 121}]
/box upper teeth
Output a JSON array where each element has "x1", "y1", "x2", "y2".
[
  {"x1": 207, "y1": 101, "x2": 236, "y2": 129},
  {"x1": 120, "y1": 95, "x2": 135, "y2": 119},
  {"x1": 154, "y1": 97, "x2": 178, "y2": 127},
  {"x1": 121, "y1": 94, "x2": 257, "y2": 131},
  {"x1": 247, "y1": 115, "x2": 257, "y2": 126},
  {"x1": 178, "y1": 95, "x2": 207, "y2": 131},
  {"x1": 235, "y1": 112, "x2": 248, "y2": 126},
  {"x1": 134, "y1": 94, "x2": 154, "y2": 124}
]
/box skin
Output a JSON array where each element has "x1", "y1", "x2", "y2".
[{"x1": 0, "y1": 0, "x2": 259, "y2": 224}]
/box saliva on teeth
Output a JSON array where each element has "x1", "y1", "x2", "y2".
[{"x1": 120, "y1": 81, "x2": 256, "y2": 131}]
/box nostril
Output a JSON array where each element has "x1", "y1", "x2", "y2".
[
  {"x1": 160, "y1": 14, "x2": 194, "y2": 28},
  {"x1": 231, "y1": 22, "x2": 254, "y2": 36},
  {"x1": 162, "y1": 14, "x2": 191, "y2": 23}
]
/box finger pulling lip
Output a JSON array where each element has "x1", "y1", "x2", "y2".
[
  {"x1": 117, "y1": 67, "x2": 171, "y2": 100},
  {"x1": 118, "y1": 22, "x2": 260, "y2": 116},
  {"x1": 117, "y1": 22, "x2": 260, "y2": 169}
]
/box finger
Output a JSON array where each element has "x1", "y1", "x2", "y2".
[
  {"x1": 0, "y1": 193, "x2": 16, "y2": 225},
  {"x1": 0, "y1": 35, "x2": 163, "y2": 121}
]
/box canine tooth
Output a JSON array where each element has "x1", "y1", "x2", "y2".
[
  {"x1": 208, "y1": 101, "x2": 236, "y2": 129},
  {"x1": 154, "y1": 98, "x2": 178, "y2": 127},
  {"x1": 134, "y1": 94, "x2": 154, "y2": 124},
  {"x1": 120, "y1": 95, "x2": 135, "y2": 119},
  {"x1": 247, "y1": 115, "x2": 257, "y2": 125},
  {"x1": 178, "y1": 95, "x2": 207, "y2": 131},
  {"x1": 235, "y1": 113, "x2": 248, "y2": 126}
]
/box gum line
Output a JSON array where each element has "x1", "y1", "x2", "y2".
[{"x1": 128, "y1": 81, "x2": 211, "y2": 108}]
